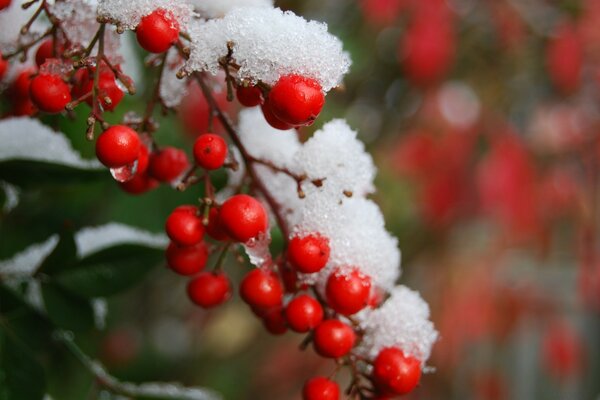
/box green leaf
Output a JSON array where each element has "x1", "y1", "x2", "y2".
[
  {"x1": 0, "y1": 326, "x2": 46, "y2": 400},
  {"x1": 55, "y1": 244, "x2": 163, "y2": 298},
  {"x1": 0, "y1": 160, "x2": 106, "y2": 189},
  {"x1": 37, "y1": 228, "x2": 77, "y2": 276},
  {"x1": 41, "y1": 282, "x2": 94, "y2": 332}
]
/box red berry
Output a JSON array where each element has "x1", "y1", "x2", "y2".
[
  {"x1": 546, "y1": 22, "x2": 582, "y2": 95},
  {"x1": 136, "y1": 9, "x2": 179, "y2": 53},
  {"x1": 165, "y1": 205, "x2": 204, "y2": 246},
  {"x1": 206, "y1": 207, "x2": 230, "y2": 241},
  {"x1": 236, "y1": 84, "x2": 263, "y2": 107},
  {"x1": 95, "y1": 125, "x2": 141, "y2": 168},
  {"x1": 187, "y1": 272, "x2": 231, "y2": 308},
  {"x1": 302, "y1": 376, "x2": 340, "y2": 400},
  {"x1": 285, "y1": 294, "x2": 323, "y2": 333},
  {"x1": 313, "y1": 319, "x2": 356, "y2": 358},
  {"x1": 179, "y1": 80, "x2": 228, "y2": 137},
  {"x1": 0, "y1": 52, "x2": 7, "y2": 81},
  {"x1": 148, "y1": 147, "x2": 190, "y2": 182},
  {"x1": 239, "y1": 268, "x2": 283, "y2": 308},
  {"x1": 288, "y1": 234, "x2": 330, "y2": 273},
  {"x1": 72, "y1": 65, "x2": 125, "y2": 111},
  {"x1": 166, "y1": 241, "x2": 208, "y2": 276},
  {"x1": 29, "y1": 74, "x2": 71, "y2": 114},
  {"x1": 372, "y1": 347, "x2": 421, "y2": 395},
  {"x1": 118, "y1": 173, "x2": 158, "y2": 195},
  {"x1": 0, "y1": 0, "x2": 10, "y2": 11},
  {"x1": 11, "y1": 68, "x2": 35, "y2": 100},
  {"x1": 268, "y1": 74, "x2": 324, "y2": 126},
  {"x1": 35, "y1": 39, "x2": 58, "y2": 67},
  {"x1": 261, "y1": 101, "x2": 294, "y2": 130},
  {"x1": 219, "y1": 194, "x2": 268, "y2": 242},
  {"x1": 262, "y1": 306, "x2": 288, "y2": 335},
  {"x1": 326, "y1": 267, "x2": 371, "y2": 315},
  {"x1": 193, "y1": 133, "x2": 228, "y2": 170},
  {"x1": 11, "y1": 98, "x2": 37, "y2": 116}
]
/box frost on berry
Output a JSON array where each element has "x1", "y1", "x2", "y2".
[
  {"x1": 185, "y1": 7, "x2": 351, "y2": 92},
  {"x1": 0, "y1": 117, "x2": 101, "y2": 169},
  {"x1": 97, "y1": 0, "x2": 194, "y2": 31},
  {"x1": 356, "y1": 285, "x2": 438, "y2": 368},
  {"x1": 190, "y1": 0, "x2": 273, "y2": 19}
]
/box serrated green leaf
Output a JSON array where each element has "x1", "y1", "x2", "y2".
[
  {"x1": 37, "y1": 228, "x2": 77, "y2": 276},
  {"x1": 41, "y1": 282, "x2": 94, "y2": 332},
  {"x1": 55, "y1": 244, "x2": 163, "y2": 298},
  {"x1": 0, "y1": 160, "x2": 106, "y2": 188}
]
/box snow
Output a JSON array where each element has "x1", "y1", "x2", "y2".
[
  {"x1": 191, "y1": 0, "x2": 273, "y2": 19},
  {"x1": 97, "y1": 0, "x2": 195, "y2": 31}
]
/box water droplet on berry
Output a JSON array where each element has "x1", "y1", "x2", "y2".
[
  {"x1": 110, "y1": 160, "x2": 138, "y2": 182},
  {"x1": 243, "y1": 231, "x2": 272, "y2": 267}
]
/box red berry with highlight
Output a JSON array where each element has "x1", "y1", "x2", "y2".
[
  {"x1": 236, "y1": 84, "x2": 263, "y2": 107},
  {"x1": 220, "y1": 194, "x2": 268, "y2": 242},
  {"x1": 193, "y1": 133, "x2": 228, "y2": 170},
  {"x1": 166, "y1": 241, "x2": 208, "y2": 276},
  {"x1": 187, "y1": 272, "x2": 231, "y2": 308},
  {"x1": 136, "y1": 9, "x2": 179, "y2": 53},
  {"x1": 95, "y1": 125, "x2": 141, "y2": 168},
  {"x1": 268, "y1": 74, "x2": 324, "y2": 126},
  {"x1": 326, "y1": 267, "x2": 371, "y2": 315},
  {"x1": 165, "y1": 205, "x2": 204, "y2": 246},
  {"x1": 148, "y1": 147, "x2": 190, "y2": 182},
  {"x1": 313, "y1": 319, "x2": 356, "y2": 358},
  {"x1": 29, "y1": 74, "x2": 71, "y2": 114},
  {"x1": 288, "y1": 234, "x2": 330, "y2": 273},
  {"x1": 285, "y1": 294, "x2": 323, "y2": 333},
  {"x1": 240, "y1": 268, "x2": 283, "y2": 308},
  {"x1": 372, "y1": 347, "x2": 421, "y2": 395},
  {"x1": 303, "y1": 376, "x2": 340, "y2": 400}
]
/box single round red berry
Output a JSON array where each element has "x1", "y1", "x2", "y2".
[
  {"x1": 0, "y1": 52, "x2": 8, "y2": 81},
  {"x1": 35, "y1": 39, "x2": 57, "y2": 67},
  {"x1": 90, "y1": 69, "x2": 125, "y2": 111},
  {"x1": 261, "y1": 101, "x2": 294, "y2": 130},
  {"x1": 372, "y1": 347, "x2": 421, "y2": 395},
  {"x1": 95, "y1": 125, "x2": 141, "y2": 168},
  {"x1": 285, "y1": 294, "x2": 323, "y2": 333},
  {"x1": 302, "y1": 376, "x2": 340, "y2": 400},
  {"x1": 0, "y1": 0, "x2": 11, "y2": 11},
  {"x1": 326, "y1": 267, "x2": 371, "y2": 315},
  {"x1": 288, "y1": 234, "x2": 330, "y2": 273},
  {"x1": 239, "y1": 268, "x2": 283, "y2": 308},
  {"x1": 219, "y1": 194, "x2": 268, "y2": 242},
  {"x1": 11, "y1": 68, "x2": 35, "y2": 100},
  {"x1": 136, "y1": 9, "x2": 179, "y2": 53},
  {"x1": 236, "y1": 84, "x2": 263, "y2": 107},
  {"x1": 118, "y1": 173, "x2": 158, "y2": 195},
  {"x1": 29, "y1": 73, "x2": 71, "y2": 114},
  {"x1": 268, "y1": 74, "x2": 324, "y2": 126},
  {"x1": 206, "y1": 207, "x2": 230, "y2": 241},
  {"x1": 165, "y1": 205, "x2": 204, "y2": 246},
  {"x1": 148, "y1": 147, "x2": 190, "y2": 182},
  {"x1": 313, "y1": 319, "x2": 356, "y2": 358},
  {"x1": 187, "y1": 272, "x2": 231, "y2": 308},
  {"x1": 166, "y1": 241, "x2": 208, "y2": 276},
  {"x1": 193, "y1": 133, "x2": 228, "y2": 170},
  {"x1": 262, "y1": 306, "x2": 288, "y2": 335}
]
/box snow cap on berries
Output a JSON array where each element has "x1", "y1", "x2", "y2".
[
  {"x1": 185, "y1": 7, "x2": 351, "y2": 92},
  {"x1": 159, "y1": 49, "x2": 188, "y2": 107},
  {"x1": 97, "y1": 0, "x2": 194, "y2": 30},
  {"x1": 356, "y1": 285, "x2": 438, "y2": 368},
  {"x1": 191, "y1": 0, "x2": 273, "y2": 19}
]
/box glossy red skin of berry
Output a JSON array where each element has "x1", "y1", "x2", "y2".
[
  {"x1": 187, "y1": 272, "x2": 231, "y2": 308},
  {"x1": 326, "y1": 267, "x2": 372, "y2": 316},
  {"x1": 302, "y1": 376, "x2": 340, "y2": 400},
  {"x1": 239, "y1": 268, "x2": 283, "y2": 308},
  {"x1": 262, "y1": 306, "x2": 288, "y2": 335},
  {"x1": 219, "y1": 194, "x2": 268, "y2": 242},
  {"x1": 118, "y1": 173, "x2": 158, "y2": 195},
  {"x1": 29, "y1": 74, "x2": 71, "y2": 114},
  {"x1": 0, "y1": 0, "x2": 10, "y2": 11},
  {"x1": 148, "y1": 147, "x2": 190, "y2": 182},
  {"x1": 313, "y1": 319, "x2": 356, "y2": 358},
  {"x1": 166, "y1": 241, "x2": 208, "y2": 276},
  {"x1": 0, "y1": 53, "x2": 7, "y2": 81},
  {"x1": 285, "y1": 294, "x2": 323, "y2": 333},
  {"x1": 206, "y1": 207, "x2": 230, "y2": 241},
  {"x1": 165, "y1": 205, "x2": 204, "y2": 246},
  {"x1": 136, "y1": 9, "x2": 179, "y2": 54},
  {"x1": 268, "y1": 74, "x2": 324, "y2": 126},
  {"x1": 35, "y1": 40, "x2": 58, "y2": 67},
  {"x1": 193, "y1": 133, "x2": 228, "y2": 170},
  {"x1": 95, "y1": 125, "x2": 141, "y2": 168},
  {"x1": 372, "y1": 347, "x2": 421, "y2": 395},
  {"x1": 261, "y1": 101, "x2": 294, "y2": 130},
  {"x1": 236, "y1": 84, "x2": 263, "y2": 107},
  {"x1": 288, "y1": 234, "x2": 330, "y2": 273}
]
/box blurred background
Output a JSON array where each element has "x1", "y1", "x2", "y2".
[{"x1": 2, "y1": 0, "x2": 600, "y2": 399}]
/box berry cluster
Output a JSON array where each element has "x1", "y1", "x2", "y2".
[{"x1": 0, "y1": 1, "x2": 436, "y2": 399}]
